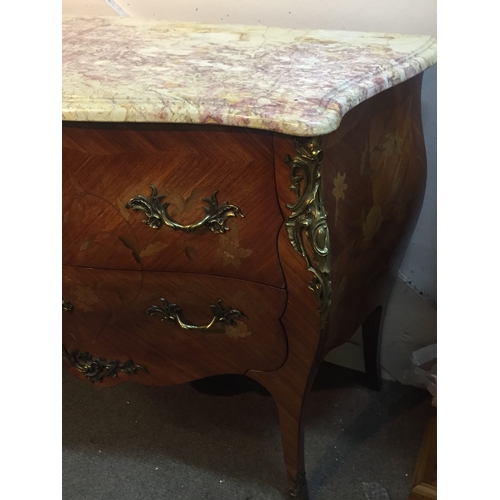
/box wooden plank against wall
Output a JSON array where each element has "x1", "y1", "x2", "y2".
[{"x1": 409, "y1": 414, "x2": 437, "y2": 500}]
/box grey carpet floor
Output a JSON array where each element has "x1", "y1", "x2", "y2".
[{"x1": 62, "y1": 362, "x2": 435, "y2": 500}]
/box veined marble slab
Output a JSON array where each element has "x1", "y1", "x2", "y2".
[{"x1": 62, "y1": 15, "x2": 437, "y2": 136}]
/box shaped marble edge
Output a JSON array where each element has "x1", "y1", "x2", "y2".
[{"x1": 62, "y1": 15, "x2": 437, "y2": 137}]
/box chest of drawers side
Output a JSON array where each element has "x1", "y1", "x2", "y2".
[{"x1": 246, "y1": 73, "x2": 428, "y2": 498}]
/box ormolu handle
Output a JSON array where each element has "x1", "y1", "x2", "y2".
[
  {"x1": 145, "y1": 298, "x2": 246, "y2": 331},
  {"x1": 126, "y1": 184, "x2": 243, "y2": 233},
  {"x1": 63, "y1": 346, "x2": 147, "y2": 383}
]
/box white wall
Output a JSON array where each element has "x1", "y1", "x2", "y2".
[
  {"x1": 62, "y1": 0, "x2": 437, "y2": 385},
  {"x1": 63, "y1": 0, "x2": 436, "y2": 37}
]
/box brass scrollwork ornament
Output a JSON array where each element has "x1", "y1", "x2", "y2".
[
  {"x1": 285, "y1": 137, "x2": 331, "y2": 328},
  {"x1": 146, "y1": 298, "x2": 246, "y2": 331},
  {"x1": 127, "y1": 185, "x2": 243, "y2": 233},
  {"x1": 63, "y1": 346, "x2": 147, "y2": 383},
  {"x1": 62, "y1": 299, "x2": 74, "y2": 314}
]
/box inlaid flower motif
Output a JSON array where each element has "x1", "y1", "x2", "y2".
[
  {"x1": 382, "y1": 133, "x2": 403, "y2": 159},
  {"x1": 79, "y1": 232, "x2": 109, "y2": 252},
  {"x1": 73, "y1": 285, "x2": 100, "y2": 312},
  {"x1": 224, "y1": 321, "x2": 252, "y2": 338},
  {"x1": 216, "y1": 237, "x2": 253, "y2": 268},
  {"x1": 116, "y1": 197, "x2": 129, "y2": 221},
  {"x1": 65, "y1": 173, "x2": 87, "y2": 223},
  {"x1": 333, "y1": 172, "x2": 347, "y2": 201},
  {"x1": 139, "y1": 242, "x2": 169, "y2": 258},
  {"x1": 215, "y1": 219, "x2": 252, "y2": 268},
  {"x1": 362, "y1": 205, "x2": 383, "y2": 241},
  {"x1": 332, "y1": 172, "x2": 347, "y2": 227}
]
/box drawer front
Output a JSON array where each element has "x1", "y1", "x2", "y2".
[
  {"x1": 62, "y1": 123, "x2": 285, "y2": 288},
  {"x1": 62, "y1": 266, "x2": 287, "y2": 386}
]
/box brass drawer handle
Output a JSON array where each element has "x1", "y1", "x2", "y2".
[
  {"x1": 127, "y1": 185, "x2": 243, "y2": 233},
  {"x1": 63, "y1": 346, "x2": 147, "y2": 383},
  {"x1": 146, "y1": 298, "x2": 246, "y2": 331}
]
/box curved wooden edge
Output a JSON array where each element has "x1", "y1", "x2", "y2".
[
  {"x1": 248, "y1": 75, "x2": 429, "y2": 498},
  {"x1": 320, "y1": 73, "x2": 428, "y2": 355},
  {"x1": 247, "y1": 133, "x2": 326, "y2": 499}
]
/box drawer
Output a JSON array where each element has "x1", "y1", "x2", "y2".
[
  {"x1": 62, "y1": 266, "x2": 288, "y2": 386},
  {"x1": 62, "y1": 123, "x2": 285, "y2": 288}
]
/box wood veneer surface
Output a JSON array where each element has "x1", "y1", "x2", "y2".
[
  {"x1": 63, "y1": 123, "x2": 285, "y2": 288},
  {"x1": 62, "y1": 73, "x2": 430, "y2": 500},
  {"x1": 63, "y1": 266, "x2": 288, "y2": 386}
]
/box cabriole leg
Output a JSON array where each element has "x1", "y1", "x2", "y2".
[{"x1": 362, "y1": 305, "x2": 383, "y2": 391}]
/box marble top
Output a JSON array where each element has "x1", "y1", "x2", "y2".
[{"x1": 62, "y1": 16, "x2": 437, "y2": 137}]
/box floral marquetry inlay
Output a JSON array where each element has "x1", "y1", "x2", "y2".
[
  {"x1": 224, "y1": 321, "x2": 252, "y2": 339},
  {"x1": 381, "y1": 133, "x2": 404, "y2": 159},
  {"x1": 216, "y1": 219, "x2": 253, "y2": 269},
  {"x1": 332, "y1": 172, "x2": 348, "y2": 228},
  {"x1": 361, "y1": 206, "x2": 384, "y2": 242},
  {"x1": 73, "y1": 285, "x2": 100, "y2": 312},
  {"x1": 333, "y1": 173, "x2": 348, "y2": 201}
]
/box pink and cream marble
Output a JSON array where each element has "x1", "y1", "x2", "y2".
[{"x1": 62, "y1": 16, "x2": 437, "y2": 137}]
